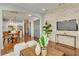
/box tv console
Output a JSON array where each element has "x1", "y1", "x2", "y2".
[
  {"x1": 55, "y1": 34, "x2": 76, "y2": 48},
  {"x1": 55, "y1": 33, "x2": 76, "y2": 55}
]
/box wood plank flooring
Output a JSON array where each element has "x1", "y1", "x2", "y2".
[
  {"x1": 1, "y1": 35, "x2": 31, "y2": 55},
  {"x1": 48, "y1": 41, "x2": 79, "y2": 56},
  {"x1": 1, "y1": 36, "x2": 79, "y2": 56}
]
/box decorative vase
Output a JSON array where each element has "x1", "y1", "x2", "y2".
[
  {"x1": 35, "y1": 43, "x2": 41, "y2": 56},
  {"x1": 41, "y1": 47, "x2": 47, "y2": 56}
]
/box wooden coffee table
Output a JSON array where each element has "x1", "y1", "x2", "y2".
[
  {"x1": 47, "y1": 46, "x2": 64, "y2": 56},
  {"x1": 20, "y1": 46, "x2": 64, "y2": 56}
]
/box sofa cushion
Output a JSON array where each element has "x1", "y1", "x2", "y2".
[
  {"x1": 14, "y1": 42, "x2": 26, "y2": 56},
  {"x1": 25, "y1": 40, "x2": 37, "y2": 47}
]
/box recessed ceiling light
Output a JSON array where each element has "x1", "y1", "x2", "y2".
[
  {"x1": 28, "y1": 14, "x2": 32, "y2": 17},
  {"x1": 42, "y1": 8, "x2": 46, "y2": 11}
]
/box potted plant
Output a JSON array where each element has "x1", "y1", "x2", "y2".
[
  {"x1": 43, "y1": 21, "x2": 52, "y2": 46},
  {"x1": 35, "y1": 35, "x2": 46, "y2": 56},
  {"x1": 39, "y1": 21, "x2": 52, "y2": 56},
  {"x1": 39, "y1": 35, "x2": 47, "y2": 56}
]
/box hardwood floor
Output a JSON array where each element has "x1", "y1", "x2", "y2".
[
  {"x1": 1, "y1": 34, "x2": 30, "y2": 55},
  {"x1": 1, "y1": 36, "x2": 79, "y2": 56},
  {"x1": 48, "y1": 41, "x2": 79, "y2": 56}
]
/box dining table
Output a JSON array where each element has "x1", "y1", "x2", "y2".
[{"x1": 3, "y1": 31, "x2": 20, "y2": 45}]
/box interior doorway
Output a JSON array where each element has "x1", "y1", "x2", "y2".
[
  {"x1": 34, "y1": 19, "x2": 40, "y2": 42},
  {"x1": 24, "y1": 20, "x2": 31, "y2": 42}
]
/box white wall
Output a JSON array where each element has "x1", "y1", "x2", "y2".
[
  {"x1": 30, "y1": 19, "x2": 34, "y2": 37},
  {"x1": 44, "y1": 4, "x2": 79, "y2": 48},
  {"x1": 0, "y1": 10, "x2": 3, "y2": 50}
]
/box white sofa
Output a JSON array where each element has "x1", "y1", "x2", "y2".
[{"x1": 3, "y1": 40, "x2": 37, "y2": 56}]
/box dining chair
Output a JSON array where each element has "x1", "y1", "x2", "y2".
[
  {"x1": 3, "y1": 32, "x2": 10, "y2": 46},
  {"x1": 13, "y1": 31, "x2": 20, "y2": 43}
]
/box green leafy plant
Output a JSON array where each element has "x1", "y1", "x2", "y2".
[
  {"x1": 39, "y1": 21, "x2": 52, "y2": 48},
  {"x1": 39, "y1": 35, "x2": 46, "y2": 48},
  {"x1": 43, "y1": 21, "x2": 52, "y2": 37}
]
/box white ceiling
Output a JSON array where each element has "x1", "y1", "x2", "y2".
[
  {"x1": 3, "y1": 3, "x2": 63, "y2": 22},
  {"x1": 3, "y1": 10, "x2": 28, "y2": 22},
  {"x1": 12, "y1": 3, "x2": 62, "y2": 14}
]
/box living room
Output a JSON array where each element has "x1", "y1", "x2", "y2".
[
  {"x1": 0, "y1": 3, "x2": 79, "y2": 56},
  {"x1": 44, "y1": 3, "x2": 79, "y2": 55}
]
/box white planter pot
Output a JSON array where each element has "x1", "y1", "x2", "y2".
[{"x1": 41, "y1": 47, "x2": 47, "y2": 56}]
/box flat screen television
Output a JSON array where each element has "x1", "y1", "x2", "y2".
[{"x1": 57, "y1": 19, "x2": 78, "y2": 31}]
